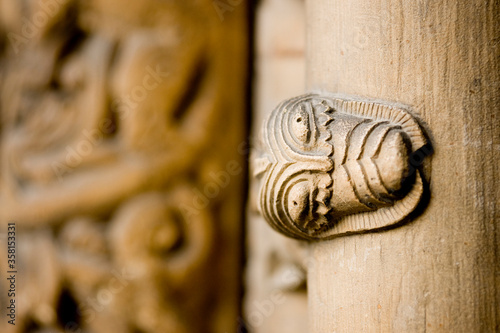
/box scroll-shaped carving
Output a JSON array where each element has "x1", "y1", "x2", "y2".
[{"x1": 256, "y1": 93, "x2": 430, "y2": 241}]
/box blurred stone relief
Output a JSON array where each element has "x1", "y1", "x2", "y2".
[
  {"x1": 0, "y1": 0, "x2": 248, "y2": 332},
  {"x1": 244, "y1": 0, "x2": 309, "y2": 332}
]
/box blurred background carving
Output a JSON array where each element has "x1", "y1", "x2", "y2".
[{"x1": 0, "y1": 0, "x2": 248, "y2": 332}]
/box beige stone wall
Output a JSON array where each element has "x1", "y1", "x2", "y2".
[
  {"x1": 245, "y1": 0, "x2": 308, "y2": 332},
  {"x1": 0, "y1": 1, "x2": 248, "y2": 332}
]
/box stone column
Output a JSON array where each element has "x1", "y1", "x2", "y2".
[{"x1": 306, "y1": 0, "x2": 499, "y2": 332}]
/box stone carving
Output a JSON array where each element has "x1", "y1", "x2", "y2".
[
  {"x1": 0, "y1": 1, "x2": 246, "y2": 332},
  {"x1": 256, "y1": 93, "x2": 430, "y2": 240}
]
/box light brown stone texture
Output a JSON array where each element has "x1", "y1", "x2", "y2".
[
  {"x1": 305, "y1": 0, "x2": 499, "y2": 332},
  {"x1": 251, "y1": 0, "x2": 499, "y2": 332},
  {"x1": 245, "y1": 0, "x2": 309, "y2": 332},
  {"x1": 0, "y1": 1, "x2": 248, "y2": 332}
]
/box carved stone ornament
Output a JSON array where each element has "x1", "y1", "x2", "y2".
[
  {"x1": 255, "y1": 93, "x2": 430, "y2": 241},
  {"x1": 0, "y1": 1, "x2": 246, "y2": 332}
]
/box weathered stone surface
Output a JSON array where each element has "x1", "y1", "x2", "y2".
[
  {"x1": 250, "y1": 1, "x2": 499, "y2": 332},
  {"x1": 306, "y1": 0, "x2": 500, "y2": 332}
]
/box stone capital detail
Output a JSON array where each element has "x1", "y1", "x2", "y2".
[{"x1": 255, "y1": 93, "x2": 431, "y2": 241}]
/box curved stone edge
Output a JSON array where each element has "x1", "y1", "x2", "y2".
[{"x1": 313, "y1": 170, "x2": 424, "y2": 240}]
